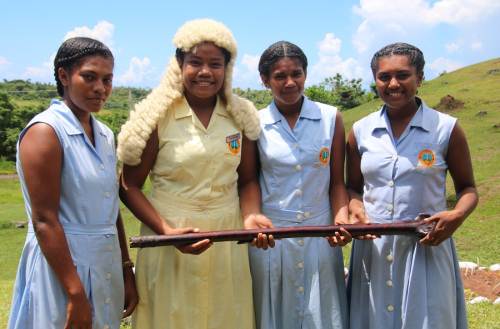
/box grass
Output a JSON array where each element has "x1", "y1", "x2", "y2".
[{"x1": 1, "y1": 58, "x2": 499, "y2": 327}]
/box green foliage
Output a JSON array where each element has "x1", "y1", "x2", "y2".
[{"x1": 233, "y1": 88, "x2": 273, "y2": 110}]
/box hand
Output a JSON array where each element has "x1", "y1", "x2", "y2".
[
  {"x1": 419, "y1": 210, "x2": 465, "y2": 246},
  {"x1": 122, "y1": 267, "x2": 139, "y2": 318},
  {"x1": 164, "y1": 226, "x2": 213, "y2": 255},
  {"x1": 244, "y1": 213, "x2": 275, "y2": 249},
  {"x1": 348, "y1": 199, "x2": 378, "y2": 240},
  {"x1": 326, "y1": 227, "x2": 352, "y2": 247},
  {"x1": 64, "y1": 290, "x2": 92, "y2": 329}
]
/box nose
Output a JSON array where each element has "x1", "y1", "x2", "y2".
[
  {"x1": 388, "y1": 76, "x2": 399, "y2": 89},
  {"x1": 93, "y1": 79, "x2": 106, "y2": 94},
  {"x1": 199, "y1": 64, "x2": 211, "y2": 76},
  {"x1": 284, "y1": 76, "x2": 295, "y2": 87}
]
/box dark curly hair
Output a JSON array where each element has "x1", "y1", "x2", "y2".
[
  {"x1": 258, "y1": 41, "x2": 308, "y2": 78},
  {"x1": 54, "y1": 37, "x2": 114, "y2": 97},
  {"x1": 370, "y1": 42, "x2": 425, "y2": 78}
]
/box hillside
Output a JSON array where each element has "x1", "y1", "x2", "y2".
[{"x1": 342, "y1": 58, "x2": 500, "y2": 264}]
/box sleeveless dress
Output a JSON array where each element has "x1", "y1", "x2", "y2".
[
  {"x1": 249, "y1": 97, "x2": 348, "y2": 329},
  {"x1": 132, "y1": 97, "x2": 255, "y2": 329},
  {"x1": 8, "y1": 99, "x2": 123, "y2": 329},
  {"x1": 347, "y1": 100, "x2": 467, "y2": 329}
]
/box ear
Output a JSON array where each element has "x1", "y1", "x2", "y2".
[
  {"x1": 416, "y1": 72, "x2": 424, "y2": 87},
  {"x1": 260, "y1": 74, "x2": 270, "y2": 89},
  {"x1": 58, "y1": 67, "x2": 70, "y2": 87}
]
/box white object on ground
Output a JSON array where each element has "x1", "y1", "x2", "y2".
[
  {"x1": 493, "y1": 297, "x2": 500, "y2": 305},
  {"x1": 459, "y1": 261, "x2": 478, "y2": 270},
  {"x1": 469, "y1": 296, "x2": 490, "y2": 304},
  {"x1": 489, "y1": 264, "x2": 500, "y2": 272}
]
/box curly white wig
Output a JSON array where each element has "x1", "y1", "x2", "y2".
[{"x1": 117, "y1": 18, "x2": 261, "y2": 165}]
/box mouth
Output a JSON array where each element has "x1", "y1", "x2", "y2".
[
  {"x1": 385, "y1": 91, "x2": 404, "y2": 98},
  {"x1": 194, "y1": 80, "x2": 214, "y2": 86}
]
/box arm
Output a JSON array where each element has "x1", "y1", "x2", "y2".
[
  {"x1": 19, "y1": 123, "x2": 92, "y2": 329},
  {"x1": 420, "y1": 123, "x2": 479, "y2": 246},
  {"x1": 116, "y1": 213, "x2": 138, "y2": 318},
  {"x1": 119, "y1": 129, "x2": 211, "y2": 254},
  {"x1": 326, "y1": 112, "x2": 351, "y2": 246},
  {"x1": 238, "y1": 136, "x2": 274, "y2": 249},
  {"x1": 346, "y1": 129, "x2": 367, "y2": 224}
]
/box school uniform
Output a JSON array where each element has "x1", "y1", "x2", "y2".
[
  {"x1": 8, "y1": 100, "x2": 123, "y2": 329},
  {"x1": 132, "y1": 97, "x2": 255, "y2": 329},
  {"x1": 347, "y1": 99, "x2": 467, "y2": 329},
  {"x1": 250, "y1": 97, "x2": 348, "y2": 329}
]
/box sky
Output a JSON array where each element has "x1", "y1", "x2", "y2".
[{"x1": 1, "y1": 0, "x2": 499, "y2": 90}]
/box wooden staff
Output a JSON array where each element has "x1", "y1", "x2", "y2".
[{"x1": 130, "y1": 215, "x2": 433, "y2": 248}]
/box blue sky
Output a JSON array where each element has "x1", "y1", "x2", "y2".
[{"x1": 1, "y1": 0, "x2": 499, "y2": 90}]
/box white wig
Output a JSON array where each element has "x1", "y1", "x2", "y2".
[{"x1": 117, "y1": 18, "x2": 261, "y2": 165}]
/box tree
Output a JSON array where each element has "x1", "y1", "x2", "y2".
[
  {"x1": 320, "y1": 73, "x2": 366, "y2": 110},
  {"x1": 0, "y1": 93, "x2": 17, "y2": 159}
]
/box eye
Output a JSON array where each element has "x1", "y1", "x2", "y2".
[
  {"x1": 377, "y1": 73, "x2": 390, "y2": 82},
  {"x1": 292, "y1": 70, "x2": 303, "y2": 78},
  {"x1": 103, "y1": 77, "x2": 113, "y2": 85},
  {"x1": 210, "y1": 62, "x2": 224, "y2": 69},
  {"x1": 81, "y1": 73, "x2": 95, "y2": 82},
  {"x1": 273, "y1": 73, "x2": 286, "y2": 80},
  {"x1": 396, "y1": 72, "x2": 411, "y2": 80}
]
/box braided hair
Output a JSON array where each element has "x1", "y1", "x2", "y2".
[
  {"x1": 370, "y1": 42, "x2": 425, "y2": 78},
  {"x1": 258, "y1": 41, "x2": 308, "y2": 78},
  {"x1": 54, "y1": 37, "x2": 114, "y2": 96}
]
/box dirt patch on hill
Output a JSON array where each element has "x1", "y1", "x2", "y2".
[
  {"x1": 461, "y1": 268, "x2": 500, "y2": 300},
  {"x1": 435, "y1": 95, "x2": 464, "y2": 112}
]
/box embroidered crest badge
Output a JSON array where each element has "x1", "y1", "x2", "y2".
[
  {"x1": 417, "y1": 148, "x2": 435, "y2": 168},
  {"x1": 318, "y1": 147, "x2": 330, "y2": 166},
  {"x1": 226, "y1": 132, "x2": 241, "y2": 155}
]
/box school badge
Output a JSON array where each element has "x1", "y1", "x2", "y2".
[
  {"x1": 318, "y1": 147, "x2": 330, "y2": 166},
  {"x1": 226, "y1": 132, "x2": 241, "y2": 155},
  {"x1": 417, "y1": 148, "x2": 435, "y2": 168}
]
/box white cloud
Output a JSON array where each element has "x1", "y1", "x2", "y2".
[
  {"x1": 233, "y1": 54, "x2": 262, "y2": 89},
  {"x1": 64, "y1": 21, "x2": 115, "y2": 49},
  {"x1": 429, "y1": 57, "x2": 463, "y2": 75},
  {"x1": 352, "y1": 0, "x2": 500, "y2": 53},
  {"x1": 23, "y1": 54, "x2": 55, "y2": 82},
  {"x1": 446, "y1": 42, "x2": 460, "y2": 53},
  {"x1": 309, "y1": 33, "x2": 364, "y2": 85},
  {"x1": 116, "y1": 57, "x2": 152, "y2": 85},
  {"x1": 470, "y1": 41, "x2": 483, "y2": 50}
]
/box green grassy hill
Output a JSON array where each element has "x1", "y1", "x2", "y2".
[{"x1": 342, "y1": 58, "x2": 500, "y2": 265}]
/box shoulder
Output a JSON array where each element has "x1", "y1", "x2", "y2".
[
  {"x1": 304, "y1": 97, "x2": 337, "y2": 116},
  {"x1": 421, "y1": 101, "x2": 457, "y2": 131},
  {"x1": 353, "y1": 106, "x2": 383, "y2": 131}
]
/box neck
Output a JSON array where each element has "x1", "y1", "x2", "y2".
[
  {"x1": 386, "y1": 98, "x2": 419, "y2": 122},
  {"x1": 275, "y1": 96, "x2": 304, "y2": 119},
  {"x1": 184, "y1": 92, "x2": 217, "y2": 113},
  {"x1": 64, "y1": 99, "x2": 91, "y2": 125}
]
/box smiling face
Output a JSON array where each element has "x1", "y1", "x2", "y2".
[
  {"x1": 58, "y1": 55, "x2": 114, "y2": 116},
  {"x1": 180, "y1": 42, "x2": 227, "y2": 104},
  {"x1": 261, "y1": 57, "x2": 306, "y2": 112},
  {"x1": 374, "y1": 55, "x2": 422, "y2": 111}
]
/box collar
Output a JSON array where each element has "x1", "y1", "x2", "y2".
[
  {"x1": 175, "y1": 96, "x2": 228, "y2": 119},
  {"x1": 261, "y1": 96, "x2": 320, "y2": 125},
  {"x1": 51, "y1": 99, "x2": 103, "y2": 137},
  {"x1": 372, "y1": 97, "x2": 431, "y2": 133}
]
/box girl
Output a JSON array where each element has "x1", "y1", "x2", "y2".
[
  {"x1": 239, "y1": 41, "x2": 350, "y2": 329},
  {"x1": 346, "y1": 42, "x2": 478, "y2": 329},
  {"x1": 8, "y1": 37, "x2": 137, "y2": 329},
  {"x1": 117, "y1": 19, "x2": 260, "y2": 329}
]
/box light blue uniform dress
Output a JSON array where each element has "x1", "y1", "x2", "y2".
[
  {"x1": 8, "y1": 100, "x2": 124, "y2": 329},
  {"x1": 347, "y1": 99, "x2": 467, "y2": 329},
  {"x1": 249, "y1": 97, "x2": 348, "y2": 329}
]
